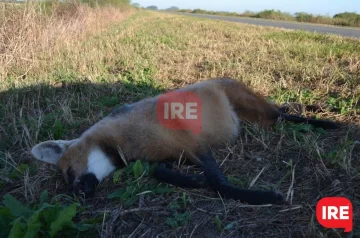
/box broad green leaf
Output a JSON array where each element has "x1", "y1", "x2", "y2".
[
  {"x1": 112, "y1": 170, "x2": 123, "y2": 184},
  {"x1": 49, "y1": 203, "x2": 77, "y2": 237},
  {"x1": 8, "y1": 218, "x2": 25, "y2": 238},
  {"x1": 315, "y1": 127, "x2": 326, "y2": 135},
  {"x1": 3, "y1": 194, "x2": 32, "y2": 219},
  {"x1": 125, "y1": 162, "x2": 135, "y2": 175},
  {"x1": 133, "y1": 160, "x2": 144, "y2": 178},
  {"x1": 39, "y1": 190, "x2": 49, "y2": 205},
  {"x1": 24, "y1": 212, "x2": 41, "y2": 238},
  {"x1": 124, "y1": 196, "x2": 137, "y2": 207},
  {"x1": 0, "y1": 207, "x2": 13, "y2": 238},
  {"x1": 25, "y1": 203, "x2": 54, "y2": 238},
  {"x1": 166, "y1": 211, "x2": 191, "y2": 228},
  {"x1": 39, "y1": 204, "x2": 61, "y2": 229},
  {"x1": 125, "y1": 184, "x2": 137, "y2": 195},
  {"x1": 107, "y1": 188, "x2": 126, "y2": 199}
]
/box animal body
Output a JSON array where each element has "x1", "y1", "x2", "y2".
[{"x1": 31, "y1": 78, "x2": 339, "y2": 205}]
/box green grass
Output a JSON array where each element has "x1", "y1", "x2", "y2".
[
  {"x1": 108, "y1": 160, "x2": 175, "y2": 207},
  {"x1": 1, "y1": 10, "x2": 360, "y2": 237}
]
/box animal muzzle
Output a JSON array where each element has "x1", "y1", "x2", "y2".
[{"x1": 69, "y1": 173, "x2": 99, "y2": 198}]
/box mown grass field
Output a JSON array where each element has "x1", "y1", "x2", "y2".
[{"x1": 1, "y1": 10, "x2": 360, "y2": 237}]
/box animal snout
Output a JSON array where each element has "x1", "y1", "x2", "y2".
[{"x1": 70, "y1": 173, "x2": 99, "y2": 198}]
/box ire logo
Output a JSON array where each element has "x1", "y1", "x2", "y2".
[
  {"x1": 316, "y1": 197, "x2": 353, "y2": 232},
  {"x1": 156, "y1": 91, "x2": 202, "y2": 135}
]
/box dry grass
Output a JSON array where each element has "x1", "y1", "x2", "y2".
[
  {"x1": 0, "y1": 2, "x2": 132, "y2": 84},
  {"x1": 0, "y1": 11, "x2": 360, "y2": 237}
]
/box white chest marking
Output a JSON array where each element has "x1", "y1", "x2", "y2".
[{"x1": 87, "y1": 148, "x2": 116, "y2": 181}]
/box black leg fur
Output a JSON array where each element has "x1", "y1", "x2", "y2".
[
  {"x1": 153, "y1": 163, "x2": 207, "y2": 189},
  {"x1": 153, "y1": 154, "x2": 286, "y2": 205},
  {"x1": 199, "y1": 151, "x2": 286, "y2": 205}
]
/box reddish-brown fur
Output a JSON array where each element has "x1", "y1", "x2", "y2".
[
  {"x1": 216, "y1": 79, "x2": 280, "y2": 127},
  {"x1": 56, "y1": 78, "x2": 281, "y2": 177}
]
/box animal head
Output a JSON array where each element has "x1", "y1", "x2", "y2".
[{"x1": 31, "y1": 139, "x2": 116, "y2": 197}]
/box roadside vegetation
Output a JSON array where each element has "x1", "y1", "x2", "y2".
[
  {"x1": 175, "y1": 8, "x2": 360, "y2": 28},
  {"x1": 0, "y1": 0, "x2": 133, "y2": 85},
  {"x1": 1, "y1": 8, "x2": 359, "y2": 237}
]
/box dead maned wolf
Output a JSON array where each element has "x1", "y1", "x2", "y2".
[{"x1": 31, "y1": 78, "x2": 339, "y2": 205}]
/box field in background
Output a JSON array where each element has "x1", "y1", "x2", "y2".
[
  {"x1": 1, "y1": 9, "x2": 360, "y2": 237},
  {"x1": 174, "y1": 9, "x2": 360, "y2": 28},
  {"x1": 0, "y1": 0, "x2": 132, "y2": 85}
]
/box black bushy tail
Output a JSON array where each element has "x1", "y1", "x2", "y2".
[{"x1": 279, "y1": 113, "x2": 339, "y2": 130}]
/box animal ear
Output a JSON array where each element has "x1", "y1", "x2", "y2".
[{"x1": 31, "y1": 139, "x2": 78, "y2": 165}]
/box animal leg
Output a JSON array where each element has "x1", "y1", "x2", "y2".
[{"x1": 198, "y1": 151, "x2": 286, "y2": 205}]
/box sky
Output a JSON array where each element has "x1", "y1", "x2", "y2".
[{"x1": 134, "y1": 0, "x2": 360, "y2": 16}]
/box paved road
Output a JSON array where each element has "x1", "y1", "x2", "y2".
[{"x1": 170, "y1": 12, "x2": 360, "y2": 38}]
